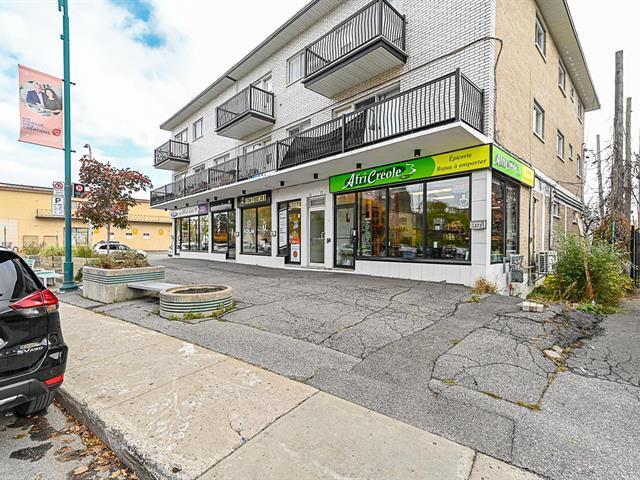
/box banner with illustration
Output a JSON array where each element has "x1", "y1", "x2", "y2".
[
  {"x1": 329, "y1": 145, "x2": 491, "y2": 193},
  {"x1": 18, "y1": 65, "x2": 64, "y2": 149}
]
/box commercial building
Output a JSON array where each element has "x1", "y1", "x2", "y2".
[
  {"x1": 149, "y1": 0, "x2": 598, "y2": 290},
  {"x1": 0, "y1": 182, "x2": 171, "y2": 252}
]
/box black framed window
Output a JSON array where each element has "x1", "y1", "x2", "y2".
[
  {"x1": 176, "y1": 215, "x2": 208, "y2": 252},
  {"x1": 350, "y1": 174, "x2": 471, "y2": 263},
  {"x1": 241, "y1": 205, "x2": 272, "y2": 255},
  {"x1": 425, "y1": 177, "x2": 471, "y2": 261},
  {"x1": 491, "y1": 176, "x2": 520, "y2": 263}
]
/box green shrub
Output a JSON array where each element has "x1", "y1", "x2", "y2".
[
  {"x1": 532, "y1": 234, "x2": 631, "y2": 308},
  {"x1": 72, "y1": 245, "x2": 95, "y2": 258},
  {"x1": 90, "y1": 251, "x2": 150, "y2": 269},
  {"x1": 39, "y1": 245, "x2": 65, "y2": 257},
  {"x1": 22, "y1": 243, "x2": 43, "y2": 255},
  {"x1": 74, "y1": 267, "x2": 83, "y2": 282}
]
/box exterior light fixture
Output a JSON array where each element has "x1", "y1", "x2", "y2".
[
  {"x1": 356, "y1": 163, "x2": 362, "y2": 169},
  {"x1": 313, "y1": 173, "x2": 318, "y2": 179},
  {"x1": 414, "y1": 149, "x2": 421, "y2": 157}
]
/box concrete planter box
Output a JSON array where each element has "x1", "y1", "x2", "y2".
[
  {"x1": 82, "y1": 266, "x2": 165, "y2": 303},
  {"x1": 160, "y1": 285, "x2": 233, "y2": 319}
]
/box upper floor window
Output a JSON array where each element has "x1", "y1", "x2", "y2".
[
  {"x1": 570, "y1": 87, "x2": 575, "y2": 102},
  {"x1": 556, "y1": 131, "x2": 565, "y2": 160},
  {"x1": 174, "y1": 128, "x2": 188, "y2": 144},
  {"x1": 243, "y1": 137, "x2": 271, "y2": 154},
  {"x1": 576, "y1": 154, "x2": 582, "y2": 177},
  {"x1": 213, "y1": 153, "x2": 230, "y2": 166},
  {"x1": 254, "y1": 73, "x2": 273, "y2": 92},
  {"x1": 569, "y1": 144, "x2": 573, "y2": 160},
  {"x1": 577, "y1": 100, "x2": 584, "y2": 122},
  {"x1": 287, "y1": 119, "x2": 311, "y2": 136},
  {"x1": 558, "y1": 62, "x2": 566, "y2": 92},
  {"x1": 287, "y1": 51, "x2": 305, "y2": 85},
  {"x1": 193, "y1": 163, "x2": 205, "y2": 173},
  {"x1": 533, "y1": 100, "x2": 545, "y2": 139},
  {"x1": 552, "y1": 201, "x2": 560, "y2": 218},
  {"x1": 535, "y1": 15, "x2": 546, "y2": 55},
  {"x1": 193, "y1": 118, "x2": 203, "y2": 141}
]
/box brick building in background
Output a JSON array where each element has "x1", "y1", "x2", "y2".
[
  {"x1": 148, "y1": 0, "x2": 598, "y2": 292},
  {"x1": 0, "y1": 183, "x2": 171, "y2": 252}
]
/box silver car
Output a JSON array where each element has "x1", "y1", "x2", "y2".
[{"x1": 93, "y1": 242, "x2": 147, "y2": 258}]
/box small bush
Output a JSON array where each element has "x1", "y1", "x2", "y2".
[
  {"x1": 90, "y1": 251, "x2": 150, "y2": 269},
  {"x1": 531, "y1": 234, "x2": 631, "y2": 308},
  {"x1": 74, "y1": 267, "x2": 83, "y2": 282},
  {"x1": 72, "y1": 245, "x2": 95, "y2": 258},
  {"x1": 39, "y1": 245, "x2": 65, "y2": 257},
  {"x1": 472, "y1": 276, "x2": 498, "y2": 295},
  {"x1": 22, "y1": 243, "x2": 43, "y2": 255}
]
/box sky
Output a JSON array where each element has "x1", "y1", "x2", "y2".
[{"x1": 0, "y1": 0, "x2": 638, "y2": 202}]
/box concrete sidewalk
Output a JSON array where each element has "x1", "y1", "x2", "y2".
[{"x1": 58, "y1": 303, "x2": 541, "y2": 480}]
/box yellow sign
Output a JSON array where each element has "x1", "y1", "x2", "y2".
[
  {"x1": 158, "y1": 229, "x2": 164, "y2": 236},
  {"x1": 132, "y1": 228, "x2": 139, "y2": 235}
]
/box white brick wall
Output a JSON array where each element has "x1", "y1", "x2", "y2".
[{"x1": 167, "y1": 0, "x2": 497, "y2": 179}]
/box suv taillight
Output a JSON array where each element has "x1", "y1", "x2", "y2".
[{"x1": 9, "y1": 289, "x2": 59, "y2": 317}]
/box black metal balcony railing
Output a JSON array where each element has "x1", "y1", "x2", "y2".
[
  {"x1": 154, "y1": 139, "x2": 189, "y2": 166},
  {"x1": 150, "y1": 70, "x2": 484, "y2": 206},
  {"x1": 216, "y1": 85, "x2": 275, "y2": 131},
  {"x1": 305, "y1": 0, "x2": 405, "y2": 79}
]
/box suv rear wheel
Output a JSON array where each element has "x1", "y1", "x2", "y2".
[{"x1": 15, "y1": 390, "x2": 56, "y2": 416}]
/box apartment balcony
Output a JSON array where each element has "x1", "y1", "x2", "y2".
[
  {"x1": 216, "y1": 85, "x2": 275, "y2": 139},
  {"x1": 154, "y1": 140, "x2": 190, "y2": 170},
  {"x1": 302, "y1": 0, "x2": 406, "y2": 98},
  {"x1": 151, "y1": 70, "x2": 484, "y2": 207}
]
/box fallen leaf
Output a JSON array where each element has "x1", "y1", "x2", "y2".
[{"x1": 73, "y1": 465, "x2": 89, "y2": 475}]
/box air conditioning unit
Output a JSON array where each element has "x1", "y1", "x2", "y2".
[{"x1": 537, "y1": 251, "x2": 557, "y2": 274}]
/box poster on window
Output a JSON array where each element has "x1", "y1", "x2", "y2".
[{"x1": 18, "y1": 65, "x2": 64, "y2": 150}]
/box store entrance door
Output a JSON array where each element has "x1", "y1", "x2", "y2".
[
  {"x1": 335, "y1": 194, "x2": 356, "y2": 269},
  {"x1": 213, "y1": 211, "x2": 236, "y2": 260},
  {"x1": 309, "y1": 210, "x2": 325, "y2": 266}
]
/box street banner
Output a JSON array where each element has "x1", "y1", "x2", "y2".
[{"x1": 18, "y1": 65, "x2": 64, "y2": 150}]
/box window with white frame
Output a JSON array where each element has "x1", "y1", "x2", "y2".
[
  {"x1": 174, "y1": 128, "x2": 188, "y2": 144},
  {"x1": 254, "y1": 73, "x2": 273, "y2": 92},
  {"x1": 243, "y1": 137, "x2": 271, "y2": 154},
  {"x1": 193, "y1": 163, "x2": 205, "y2": 173},
  {"x1": 570, "y1": 86, "x2": 575, "y2": 102},
  {"x1": 533, "y1": 101, "x2": 545, "y2": 138},
  {"x1": 212, "y1": 153, "x2": 230, "y2": 166},
  {"x1": 556, "y1": 131, "x2": 565, "y2": 159},
  {"x1": 577, "y1": 100, "x2": 584, "y2": 122},
  {"x1": 558, "y1": 62, "x2": 566, "y2": 91},
  {"x1": 287, "y1": 120, "x2": 311, "y2": 136},
  {"x1": 576, "y1": 154, "x2": 582, "y2": 177},
  {"x1": 552, "y1": 201, "x2": 560, "y2": 218},
  {"x1": 569, "y1": 144, "x2": 573, "y2": 160},
  {"x1": 286, "y1": 50, "x2": 305, "y2": 85},
  {"x1": 535, "y1": 15, "x2": 546, "y2": 55},
  {"x1": 192, "y1": 118, "x2": 203, "y2": 140}
]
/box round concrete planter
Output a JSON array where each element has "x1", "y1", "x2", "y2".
[{"x1": 159, "y1": 285, "x2": 234, "y2": 319}]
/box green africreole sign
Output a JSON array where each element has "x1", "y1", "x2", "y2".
[
  {"x1": 329, "y1": 145, "x2": 491, "y2": 193},
  {"x1": 491, "y1": 146, "x2": 535, "y2": 187}
]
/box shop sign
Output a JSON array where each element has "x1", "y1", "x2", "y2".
[
  {"x1": 239, "y1": 191, "x2": 271, "y2": 208},
  {"x1": 170, "y1": 204, "x2": 208, "y2": 218},
  {"x1": 329, "y1": 145, "x2": 490, "y2": 193},
  {"x1": 491, "y1": 146, "x2": 535, "y2": 187},
  {"x1": 210, "y1": 199, "x2": 234, "y2": 212}
]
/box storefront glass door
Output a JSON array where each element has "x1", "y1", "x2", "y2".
[
  {"x1": 309, "y1": 210, "x2": 325, "y2": 265},
  {"x1": 227, "y1": 210, "x2": 236, "y2": 259},
  {"x1": 288, "y1": 202, "x2": 301, "y2": 264},
  {"x1": 213, "y1": 211, "x2": 236, "y2": 259},
  {"x1": 335, "y1": 194, "x2": 356, "y2": 269}
]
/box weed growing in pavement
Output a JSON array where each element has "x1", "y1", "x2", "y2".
[
  {"x1": 450, "y1": 338, "x2": 461, "y2": 346},
  {"x1": 516, "y1": 401, "x2": 541, "y2": 411},
  {"x1": 472, "y1": 277, "x2": 498, "y2": 295},
  {"x1": 442, "y1": 379, "x2": 457, "y2": 386},
  {"x1": 482, "y1": 391, "x2": 503, "y2": 400}
]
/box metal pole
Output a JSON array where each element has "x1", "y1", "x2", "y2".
[{"x1": 59, "y1": 0, "x2": 77, "y2": 291}]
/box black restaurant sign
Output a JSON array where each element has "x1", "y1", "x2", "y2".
[
  {"x1": 238, "y1": 191, "x2": 271, "y2": 208},
  {"x1": 210, "y1": 198, "x2": 234, "y2": 212}
]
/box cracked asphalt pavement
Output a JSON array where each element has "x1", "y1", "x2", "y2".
[{"x1": 59, "y1": 257, "x2": 640, "y2": 480}]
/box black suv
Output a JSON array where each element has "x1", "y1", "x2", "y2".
[{"x1": 0, "y1": 249, "x2": 68, "y2": 415}]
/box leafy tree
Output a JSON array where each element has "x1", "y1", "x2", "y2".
[{"x1": 75, "y1": 156, "x2": 152, "y2": 254}]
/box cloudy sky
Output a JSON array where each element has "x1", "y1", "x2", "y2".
[{"x1": 0, "y1": 0, "x2": 637, "y2": 201}]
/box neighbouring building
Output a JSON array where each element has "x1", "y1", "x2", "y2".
[
  {"x1": 0, "y1": 182, "x2": 172, "y2": 252},
  {"x1": 149, "y1": 0, "x2": 598, "y2": 291}
]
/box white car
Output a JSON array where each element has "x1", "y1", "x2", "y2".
[{"x1": 93, "y1": 242, "x2": 147, "y2": 257}]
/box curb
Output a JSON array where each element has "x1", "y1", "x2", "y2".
[{"x1": 56, "y1": 387, "x2": 181, "y2": 480}]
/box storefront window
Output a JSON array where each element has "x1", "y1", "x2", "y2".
[
  {"x1": 425, "y1": 177, "x2": 471, "y2": 261},
  {"x1": 491, "y1": 177, "x2": 519, "y2": 262},
  {"x1": 389, "y1": 184, "x2": 423, "y2": 259},
  {"x1": 358, "y1": 189, "x2": 387, "y2": 257},
  {"x1": 176, "y1": 215, "x2": 208, "y2": 252},
  {"x1": 242, "y1": 206, "x2": 272, "y2": 255},
  {"x1": 199, "y1": 215, "x2": 209, "y2": 252}
]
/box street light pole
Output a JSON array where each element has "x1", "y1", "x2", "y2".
[{"x1": 59, "y1": 0, "x2": 77, "y2": 291}]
